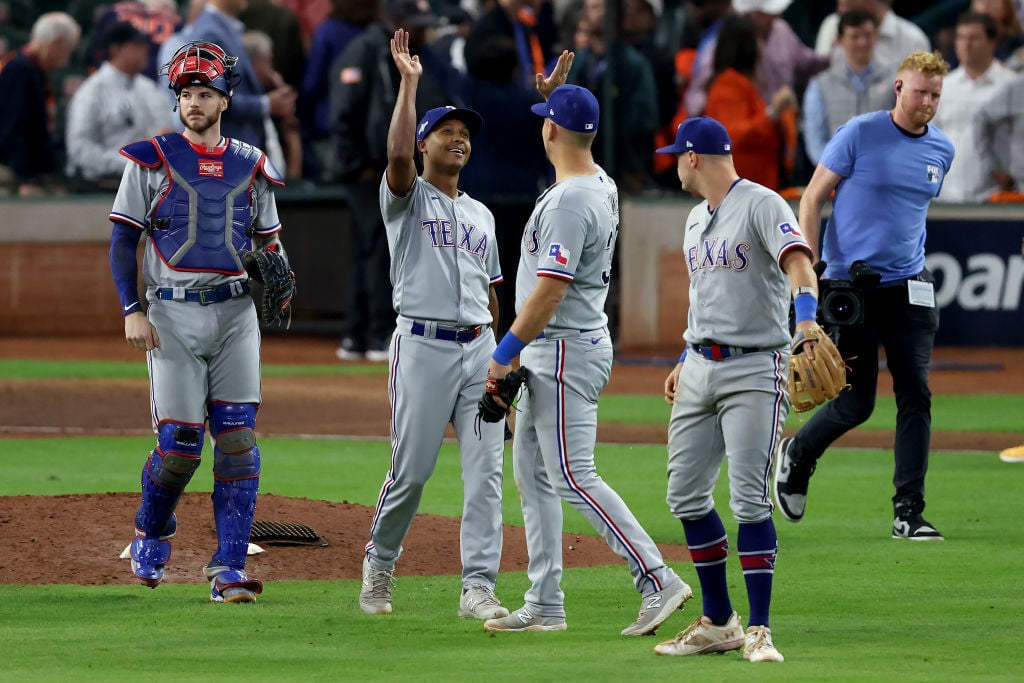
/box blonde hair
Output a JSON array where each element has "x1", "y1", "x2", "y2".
[{"x1": 897, "y1": 50, "x2": 950, "y2": 79}]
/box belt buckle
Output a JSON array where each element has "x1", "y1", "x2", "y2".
[{"x1": 198, "y1": 289, "x2": 216, "y2": 305}]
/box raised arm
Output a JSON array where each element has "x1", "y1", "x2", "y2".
[{"x1": 385, "y1": 29, "x2": 423, "y2": 196}]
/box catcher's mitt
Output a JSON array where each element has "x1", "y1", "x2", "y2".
[
  {"x1": 241, "y1": 247, "x2": 296, "y2": 328},
  {"x1": 788, "y1": 324, "x2": 847, "y2": 412},
  {"x1": 478, "y1": 366, "x2": 528, "y2": 424}
]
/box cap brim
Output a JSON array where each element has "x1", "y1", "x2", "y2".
[
  {"x1": 530, "y1": 101, "x2": 550, "y2": 118},
  {"x1": 435, "y1": 108, "x2": 482, "y2": 137},
  {"x1": 655, "y1": 144, "x2": 684, "y2": 154}
]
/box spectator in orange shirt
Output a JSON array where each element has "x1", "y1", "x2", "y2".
[{"x1": 704, "y1": 15, "x2": 796, "y2": 191}]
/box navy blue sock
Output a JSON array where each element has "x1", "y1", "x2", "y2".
[
  {"x1": 682, "y1": 510, "x2": 732, "y2": 624},
  {"x1": 738, "y1": 518, "x2": 778, "y2": 628}
]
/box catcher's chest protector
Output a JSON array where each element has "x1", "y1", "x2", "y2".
[{"x1": 149, "y1": 135, "x2": 263, "y2": 275}]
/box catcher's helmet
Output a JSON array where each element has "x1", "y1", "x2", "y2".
[{"x1": 162, "y1": 41, "x2": 238, "y2": 97}]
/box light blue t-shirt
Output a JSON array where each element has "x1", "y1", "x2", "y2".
[{"x1": 820, "y1": 110, "x2": 955, "y2": 284}]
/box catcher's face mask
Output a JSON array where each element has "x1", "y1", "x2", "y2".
[{"x1": 162, "y1": 40, "x2": 238, "y2": 97}]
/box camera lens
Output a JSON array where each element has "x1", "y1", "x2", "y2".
[{"x1": 822, "y1": 288, "x2": 862, "y2": 326}]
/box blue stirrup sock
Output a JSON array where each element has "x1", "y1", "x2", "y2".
[{"x1": 682, "y1": 510, "x2": 732, "y2": 624}]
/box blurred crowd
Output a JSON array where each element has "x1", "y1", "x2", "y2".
[{"x1": 0, "y1": 0, "x2": 1023, "y2": 203}]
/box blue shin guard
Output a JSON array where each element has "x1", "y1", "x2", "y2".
[
  {"x1": 209, "y1": 474, "x2": 260, "y2": 570},
  {"x1": 132, "y1": 424, "x2": 202, "y2": 587}
]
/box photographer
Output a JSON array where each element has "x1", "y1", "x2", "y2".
[{"x1": 773, "y1": 51, "x2": 955, "y2": 541}]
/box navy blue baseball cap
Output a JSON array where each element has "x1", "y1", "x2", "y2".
[
  {"x1": 530, "y1": 85, "x2": 599, "y2": 133},
  {"x1": 656, "y1": 116, "x2": 733, "y2": 155},
  {"x1": 416, "y1": 106, "x2": 483, "y2": 141}
]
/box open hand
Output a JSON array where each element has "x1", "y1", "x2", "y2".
[
  {"x1": 536, "y1": 50, "x2": 574, "y2": 101},
  {"x1": 391, "y1": 29, "x2": 422, "y2": 79}
]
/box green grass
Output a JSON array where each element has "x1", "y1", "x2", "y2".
[
  {"x1": 0, "y1": 437, "x2": 1021, "y2": 680},
  {"x1": 598, "y1": 392, "x2": 1024, "y2": 432},
  {"x1": 1, "y1": 358, "x2": 1019, "y2": 432}
]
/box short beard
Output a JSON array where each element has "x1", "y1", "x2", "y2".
[{"x1": 179, "y1": 110, "x2": 216, "y2": 134}]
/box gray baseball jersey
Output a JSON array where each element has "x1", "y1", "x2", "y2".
[
  {"x1": 682, "y1": 179, "x2": 809, "y2": 350},
  {"x1": 364, "y1": 175, "x2": 506, "y2": 591},
  {"x1": 109, "y1": 156, "x2": 281, "y2": 425},
  {"x1": 515, "y1": 168, "x2": 617, "y2": 332},
  {"x1": 668, "y1": 178, "x2": 809, "y2": 525},
  {"x1": 512, "y1": 167, "x2": 682, "y2": 618},
  {"x1": 382, "y1": 175, "x2": 502, "y2": 325}
]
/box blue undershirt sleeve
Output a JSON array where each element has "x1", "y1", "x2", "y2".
[{"x1": 110, "y1": 222, "x2": 143, "y2": 316}]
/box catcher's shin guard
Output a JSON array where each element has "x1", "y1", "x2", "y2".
[
  {"x1": 135, "y1": 421, "x2": 204, "y2": 537},
  {"x1": 208, "y1": 403, "x2": 261, "y2": 570},
  {"x1": 210, "y1": 476, "x2": 259, "y2": 570},
  {"x1": 131, "y1": 527, "x2": 173, "y2": 588}
]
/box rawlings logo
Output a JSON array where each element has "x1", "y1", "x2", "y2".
[{"x1": 198, "y1": 160, "x2": 224, "y2": 177}]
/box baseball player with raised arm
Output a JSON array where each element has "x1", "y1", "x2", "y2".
[
  {"x1": 108, "y1": 41, "x2": 290, "y2": 603},
  {"x1": 358, "y1": 29, "x2": 508, "y2": 621},
  {"x1": 651, "y1": 117, "x2": 818, "y2": 663},
  {"x1": 482, "y1": 75, "x2": 694, "y2": 637}
]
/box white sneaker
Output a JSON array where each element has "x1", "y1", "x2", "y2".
[
  {"x1": 654, "y1": 611, "x2": 744, "y2": 656},
  {"x1": 744, "y1": 625, "x2": 784, "y2": 662},
  {"x1": 621, "y1": 576, "x2": 693, "y2": 636},
  {"x1": 359, "y1": 556, "x2": 394, "y2": 615},
  {"x1": 483, "y1": 606, "x2": 567, "y2": 632},
  {"x1": 458, "y1": 584, "x2": 509, "y2": 620}
]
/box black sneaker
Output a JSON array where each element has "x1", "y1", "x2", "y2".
[
  {"x1": 892, "y1": 499, "x2": 944, "y2": 541},
  {"x1": 773, "y1": 437, "x2": 815, "y2": 522}
]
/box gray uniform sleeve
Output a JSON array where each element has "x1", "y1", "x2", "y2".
[
  {"x1": 535, "y1": 206, "x2": 587, "y2": 281},
  {"x1": 752, "y1": 194, "x2": 811, "y2": 269},
  {"x1": 109, "y1": 162, "x2": 159, "y2": 230},
  {"x1": 252, "y1": 175, "x2": 282, "y2": 235}
]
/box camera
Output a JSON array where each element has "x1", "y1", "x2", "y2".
[{"x1": 818, "y1": 260, "x2": 881, "y2": 326}]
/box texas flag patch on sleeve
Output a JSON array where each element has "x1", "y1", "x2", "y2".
[{"x1": 547, "y1": 243, "x2": 570, "y2": 266}]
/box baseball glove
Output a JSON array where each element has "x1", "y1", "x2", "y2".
[
  {"x1": 477, "y1": 367, "x2": 528, "y2": 424},
  {"x1": 788, "y1": 324, "x2": 847, "y2": 412},
  {"x1": 241, "y1": 247, "x2": 296, "y2": 328}
]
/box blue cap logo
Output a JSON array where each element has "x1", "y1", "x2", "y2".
[
  {"x1": 416, "y1": 106, "x2": 483, "y2": 141},
  {"x1": 656, "y1": 116, "x2": 733, "y2": 155},
  {"x1": 530, "y1": 85, "x2": 599, "y2": 134}
]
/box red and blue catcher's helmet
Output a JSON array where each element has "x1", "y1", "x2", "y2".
[{"x1": 162, "y1": 41, "x2": 238, "y2": 97}]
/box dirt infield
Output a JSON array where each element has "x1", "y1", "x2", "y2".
[{"x1": 1, "y1": 335, "x2": 1020, "y2": 586}]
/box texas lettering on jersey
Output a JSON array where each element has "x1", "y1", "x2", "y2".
[
  {"x1": 687, "y1": 238, "x2": 751, "y2": 273},
  {"x1": 421, "y1": 218, "x2": 490, "y2": 261}
]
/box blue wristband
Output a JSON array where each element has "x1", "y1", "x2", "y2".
[
  {"x1": 493, "y1": 331, "x2": 527, "y2": 365},
  {"x1": 678, "y1": 347, "x2": 687, "y2": 363},
  {"x1": 794, "y1": 293, "x2": 818, "y2": 324}
]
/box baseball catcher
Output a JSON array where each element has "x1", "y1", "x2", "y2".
[
  {"x1": 788, "y1": 324, "x2": 847, "y2": 412},
  {"x1": 477, "y1": 366, "x2": 528, "y2": 424},
  {"x1": 241, "y1": 246, "x2": 296, "y2": 328}
]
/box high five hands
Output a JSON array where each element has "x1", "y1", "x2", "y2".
[
  {"x1": 536, "y1": 50, "x2": 575, "y2": 101},
  {"x1": 391, "y1": 29, "x2": 422, "y2": 78}
]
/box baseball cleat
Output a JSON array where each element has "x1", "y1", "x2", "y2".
[
  {"x1": 205, "y1": 567, "x2": 263, "y2": 603},
  {"x1": 744, "y1": 625, "x2": 784, "y2": 662},
  {"x1": 130, "y1": 531, "x2": 172, "y2": 588},
  {"x1": 359, "y1": 556, "x2": 395, "y2": 614},
  {"x1": 621, "y1": 576, "x2": 693, "y2": 636},
  {"x1": 458, "y1": 584, "x2": 509, "y2": 620},
  {"x1": 773, "y1": 437, "x2": 814, "y2": 522},
  {"x1": 653, "y1": 611, "x2": 744, "y2": 656},
  {"x1": 999, "y1": 444, "x2": 1024, "y2": 463},
  {"x1": 483, "y1": 606, "x2": 567, "y2": 632}
]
